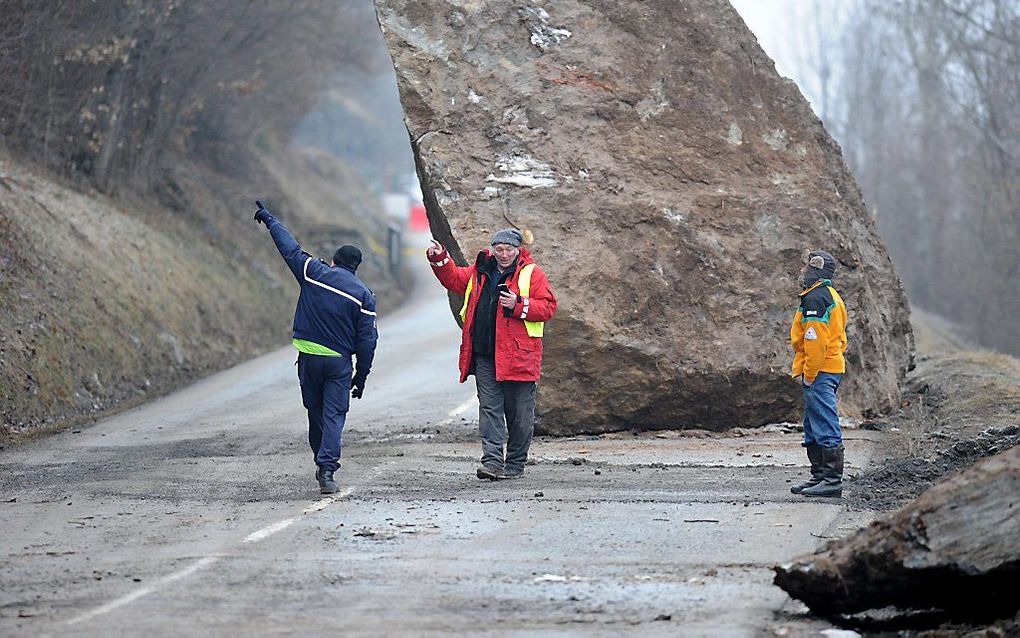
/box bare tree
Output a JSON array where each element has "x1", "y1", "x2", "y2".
[
  {"x1": 799, "y1": 0, "x2": 1020, "y2": 354},
  {"x1": 0, "y1": 1, "x2": 380, "y2": 191}
]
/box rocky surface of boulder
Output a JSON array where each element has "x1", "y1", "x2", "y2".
[{"x1": 376, "y1": 0, "x2": 913, "y2": 433}]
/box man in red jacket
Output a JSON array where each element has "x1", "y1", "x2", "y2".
[{"x1": 427, "y1": 229, "x2": 557, "y2": 480}]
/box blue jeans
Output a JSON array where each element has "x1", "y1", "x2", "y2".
[
  {"x1": 802, "y1": 372, "x2": 843, "y2": 448},
  {"x1": 297, "y1": 352, "x2": 352, "y2": 472}
]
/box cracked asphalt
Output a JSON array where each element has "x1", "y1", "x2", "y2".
[{"x1": 0, "y1": 237, "x2": 880, "y2": 636}]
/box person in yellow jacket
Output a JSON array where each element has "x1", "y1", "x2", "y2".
[{"x1": 789, "y1": 250, "x2": 848, "y2": 497}]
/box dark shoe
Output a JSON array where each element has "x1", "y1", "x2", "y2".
[
  {"x1": 499, "y1": 467, "x2": 524, "y2": 480},
  {"x1": 791, "y1": 443, "x2": 824, "y2": 494},
  {"x1": 476, "y1": 463, "x2": 502, "y2": 480},
  {"x1": 801, "y1": 446, "x2": 843, "y2": 497},
  {"x1": 318, "y1": 469, "x2": 337, "y2": 494}
]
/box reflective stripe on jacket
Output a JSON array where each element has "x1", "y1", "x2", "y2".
[
  {"x1": 429, "y1": 246, "x2": 557, "y2": 383},
  {"x1": 790, "y1": 279, "x2": 848, "y2": 382},
  {"x1": 266, "y1": 215, "x2": 378, "y2": 381},
  {"x1": 461, "y1": 263, "x2": 544, "y2": 337}
]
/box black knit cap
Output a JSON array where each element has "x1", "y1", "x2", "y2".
[{"x1": 333, "y1": 245, "x2": 363, "y2": 271}]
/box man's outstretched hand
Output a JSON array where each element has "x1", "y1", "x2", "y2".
[
  {"x1": 426, "y1": 239, "x2": 445, "y2": 259},
  {"x1": 253, "y1": 200, "x2": 272, "y2": 226}
]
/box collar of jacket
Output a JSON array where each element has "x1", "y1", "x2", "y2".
[{"x1": 798, "y1": 278, "x2": 832, "y2": 297}]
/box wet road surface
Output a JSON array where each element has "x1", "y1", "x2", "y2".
[{"x1": 0, "y1": 236, "x2": 878, "y2": 636}]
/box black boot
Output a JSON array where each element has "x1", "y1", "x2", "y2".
[
  {"x1": 801, "y1": 446, "x2": 843, "y2": 497},
  {"x1": 791, "y1": 443, "x2": 824, "y2": 494},
  {"x1": 318, "y1": 468, "x2": 337, "y2": 494}
]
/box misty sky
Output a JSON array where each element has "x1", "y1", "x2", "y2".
[
  {"x1": 730, "y1": 0, "x2": 806, "y2": 75},
  {"x1": 730, "y1": 0, "x2": 831, "y2": 108}
]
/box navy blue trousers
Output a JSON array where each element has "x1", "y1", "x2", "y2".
[{"x1": 297, "y1": 353, "x2": 352, "y2": 472}]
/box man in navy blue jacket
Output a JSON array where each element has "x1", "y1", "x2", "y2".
[{"x1": 254, "y1": 202, "x2": 378, "y2": 494}]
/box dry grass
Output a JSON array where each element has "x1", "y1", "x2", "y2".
[
  {"x1": 908, "y1": 352, "x2": 1020, "y2": 440},
  {"x1": 0, "y1": 148, "x2": 409, "y2": 441},
  {"x1": 0, "y1": 153, "x2": 294, "y2": 439},
  {"x1": 899, "y1": 394, "x2": 940, "y2": 459},
  {"x1": 904, "y1": 309, "x2": 1020, "y2": 438}
]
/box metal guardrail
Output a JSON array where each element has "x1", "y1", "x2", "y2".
[{"x1": 386, "y1": 223, "x2": 402, "y2": 276}]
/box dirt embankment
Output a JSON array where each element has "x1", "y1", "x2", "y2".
[
  {"x1": 0, "y1": 3, "x2": 411, "y2": 441},
  {"x1": 0, "y1": 150, "x2": 409, "y2": 441},
  {"x1": 845, "y1": 309, "x2": 1020, "y2": 512}
]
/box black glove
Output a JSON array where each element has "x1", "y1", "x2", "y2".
[
  {"x1": 253, "y1": 200, "x2": 273, "y2": 226},
  {"x1": 351, "y1": 375, "x2": 366, "y2": 399}
]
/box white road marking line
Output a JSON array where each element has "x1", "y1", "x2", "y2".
[
  {"x1": 243, "y1": 484, "x2": 358, "y2": 541},
  {"x1": 448, "y1": 396, "x2": 477, "y2": 419},
  {"x1": 435, "y1": 396, "x2": 478, "y2": 428},
  {"x1": 66, "y1": 555, "x2": 222, "y2": 626},
  {"x1": 65, "y1": 462, "x2": 389, "y2": 626},
  {"x1": 303, "y1": 486, "x2": 357, "y2": 515},
  {"x1": 242, "y1": 518, "x2": 296, "y2": 543}
]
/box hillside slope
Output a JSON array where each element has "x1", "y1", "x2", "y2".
[
  {"x1": 0, "y1": 2, "x2": 410, "y2": 438},
  {"x1": 1, "y1": 148, "x2": 407, "y2": 439}
]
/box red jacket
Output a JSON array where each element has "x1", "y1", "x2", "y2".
[{"x1": 429, "y1": 246, "x2": 557, "y2": 382}]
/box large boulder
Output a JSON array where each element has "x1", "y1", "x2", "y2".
[{"x1": 375, "y1": 0, "x2": 913, "y2": 433}]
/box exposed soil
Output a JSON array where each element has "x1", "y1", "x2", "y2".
[
  {"x1": 848, "y1": 424, "x2": 1020, "y2": 512},
  {"x1": 823, "y1": 310, "x2": 1020, "y2": 635},
  {"x1": 844, "y1": 310, "x2": 1020, "y2": 513}
]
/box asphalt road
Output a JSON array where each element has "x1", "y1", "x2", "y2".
[{"x1": 0, "y1": 235, "x2": 878, "y2": 636}]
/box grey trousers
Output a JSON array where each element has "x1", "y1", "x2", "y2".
[{"x1": 474, "y1": 356, "x2": 536, "y2": 472}]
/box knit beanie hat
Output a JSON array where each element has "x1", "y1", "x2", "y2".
[
  {"x1": 490, "y1": 228, "x2": 523, "y2": 247},
  {"x1": 333, "y1": 245, "x2": 363, "y2": 271}
]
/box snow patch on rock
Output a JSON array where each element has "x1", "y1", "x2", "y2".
[
  {"x1": 662, "y1": 206, "x2": 688, "y2": 226},
  {"x1": 486, "y1": 154, "x2": 557, "y2": 188},
  {"x1": 726, "y1": 122, "x2": 743, "y2": 146},
  {"x1": 762, "y1": 129, "x2": 789, "y2": 151},
  {"x1": 520, "y1": 7, "x2": 572, "y2": 51}
]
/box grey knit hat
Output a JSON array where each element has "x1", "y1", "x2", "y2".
[{"x1": 490, "y1": 228, "x2": 523, "y2": 247}]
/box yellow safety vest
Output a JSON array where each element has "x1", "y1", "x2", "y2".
[{"x1": 460, "y1": 263, "x2": 545, "y2": 337}]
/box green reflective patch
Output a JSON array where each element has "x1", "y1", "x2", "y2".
[{"x1": 292, "y1": 339, "x2": 342, "y2": 356}]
